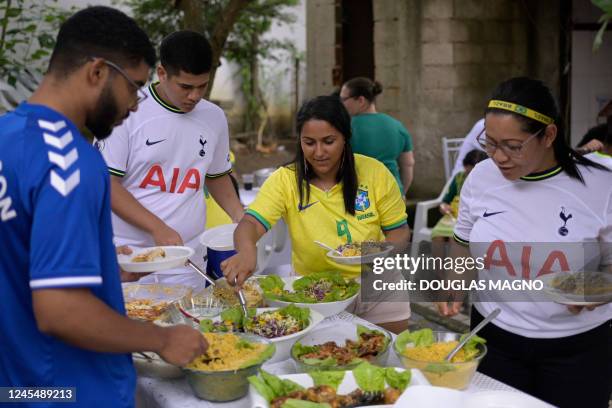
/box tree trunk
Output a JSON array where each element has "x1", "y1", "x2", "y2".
[
  {"x1": 174, "y1": 0, "x2": 252, "y2": 99},
  {"x1": 206, "y1": 0, "x2": 253, "y2": 98}
]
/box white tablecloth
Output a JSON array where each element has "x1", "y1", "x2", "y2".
[{"x1": 136, "y1": 312, "x2": 521, "y2": 408}]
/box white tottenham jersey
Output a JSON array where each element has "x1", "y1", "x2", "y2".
[
  {"x1": 454, "y1": 158, "x2": 612, "y2": 338},
  {"x1": 96, "y1": 83, "x2": 232, "y2": 265},
  {"x1": 586, "y1": 151, "x2": 612, "y2": 168}
]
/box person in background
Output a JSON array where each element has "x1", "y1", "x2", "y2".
[
  {"x1": 431, "y1": 149, "x2": 488, "y2": 243},
  {"x1": 222, "y1": 95, "x2": 412, "y2": 333},
  {"x1": 438, "y1": 77, "x2": 611, "y2": 408},
  {"x1": 340, "y1": 77, "x2": 415, "y2": 199},
  {"x1": 450, "y1": 118, "x2": 485, "y2": 178},
  {"x1": 0, "y1": 7, "x2": 206, "y2": 407},
  {"x1": 97, "y1": 30, "x2": 243, "y2": 291},
  {"x1": 576, "y1": 123, "x2": 612, "y2": 167}
]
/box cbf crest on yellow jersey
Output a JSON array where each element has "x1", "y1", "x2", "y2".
[{"x1": 246, "y1": 154, "x2": 407, "y2": 278}]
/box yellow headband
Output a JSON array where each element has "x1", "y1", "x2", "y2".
[{"x1": 488, "y1": 100, "x2": 554, "y2": 125}]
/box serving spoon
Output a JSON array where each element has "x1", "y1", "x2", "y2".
[
  {"x1": 444, "y1": 308, "x2": 501, "y2": 362},
  {"x1": 314, "y1": 240, "x2": 343, "y2": 256}
]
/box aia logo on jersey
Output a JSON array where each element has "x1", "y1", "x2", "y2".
[
  {"x1": 139, "y1": 165, "x2": 200, "y2": 193},
  {"x1": 199, "y1": 135, "x2": 207, "y2": 157},
  {"x1": 558, "y1": 206, "x2": 572, "y2": 236}
]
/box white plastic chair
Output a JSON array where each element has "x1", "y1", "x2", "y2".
[
  {"x1": 411, "y1": 177, "x2": 454, "y2": 258},
  {"x1": 411, "y1": 137, "x2": 464, "y2": 257},
  {"x1": 442, "y1": 137, "x2": 465, "y2": 181}
]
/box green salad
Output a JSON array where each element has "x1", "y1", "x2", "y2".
[
  {"x1": 199, "y1": 305, "x2": 310, "y2": 339},
  {"x1": 260, "y1": 272, "x2": 360, "y2": 303},
  {"x1": 248, "y1": 361, "x2": 411, "y2": 407},
  {"x1": 292, "y1": 325, "x2": 389, "y2": 368}
]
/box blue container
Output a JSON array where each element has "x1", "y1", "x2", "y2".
[{"x1": 206, "y1": 248, "x2": 237, "y2": 281}]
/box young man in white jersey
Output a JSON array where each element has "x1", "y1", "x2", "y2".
[{"x1": 98, "y1": 31, "x2": 243, "y2": 289}]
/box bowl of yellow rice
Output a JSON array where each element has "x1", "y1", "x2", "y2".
[
  {"x1": 394, "y1": 329, "x2": 487, "y2": 390},
  {"x1": 183, "y1": 332, "x2": 275, "y2": 401}
]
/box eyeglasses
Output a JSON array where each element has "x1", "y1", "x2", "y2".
[
  {"x1": 476, "y1": 128, "x2": 544, "y2": 158},
  {"x1": 92, "y1": 57, "x2": 148, "y2": 105}
]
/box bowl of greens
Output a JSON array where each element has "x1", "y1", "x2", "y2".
[
  {"x1": 259, "y1": 272, "x2": 360, "y2": 318},
  {"x1": 394, "y1": 328, "x2": 487, "y2": 390},
  {"x1": 199, "y1": 305, "x2": 324, "y2": 363},
  {"x1": 291, "y1": 322, "x2": 391, "y2": 372}
]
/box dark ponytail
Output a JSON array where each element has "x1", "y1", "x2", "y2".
[
  {"x1": 294, "y1": 95, "x2": 358, "y2": 215},
  {"x1": 343, "y1": 77, "x2": 383, "y2": 103},
  {"x1": 486, "y1": 77, "x2": 607, "y2": 183}
]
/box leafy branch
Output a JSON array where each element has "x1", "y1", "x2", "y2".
[{"x1": 592, "y1": 0, "x2": 612, "y2": 51}]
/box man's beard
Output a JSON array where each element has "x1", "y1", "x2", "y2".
[{"x1": 86, "y1": 82, "x2": 122, "y2": 140}]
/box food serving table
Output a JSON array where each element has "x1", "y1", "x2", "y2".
[{"x1": 135, "y1": 312, "x2": 524, "y2": 408}]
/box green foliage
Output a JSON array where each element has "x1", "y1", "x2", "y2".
[
  {"x1": 122, "y1": 0, "x2": 300, "y2": 132},
  {"x1": 592, "y1": 0, "x2": 612, "y2": 51},
  {"x1": 0, "y1": 0, "x2": 72, "y2": 87}
]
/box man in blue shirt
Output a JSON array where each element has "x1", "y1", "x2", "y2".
[{"x1": 0, "y1": 7, "x2": 207, "y2": 407}]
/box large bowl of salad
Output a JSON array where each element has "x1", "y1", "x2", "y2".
[
  {"x1": 199, "y1": 305, "x2": 324, "y2": 364},
  {"x1": 259, "y1": 272, "x2": 360, "y2": 318}
]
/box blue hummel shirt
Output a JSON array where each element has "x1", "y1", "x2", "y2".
[{"x1": 0, "y1": 103, "x2": 135, "y2": 407}]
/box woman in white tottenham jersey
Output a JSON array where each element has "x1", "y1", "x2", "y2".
[
  {"x1": 98, "y1": 31, "x2": 243, "y2": 289},
  {"x1": 439, "y1": 78, "x2": 611, "y2": 408}
]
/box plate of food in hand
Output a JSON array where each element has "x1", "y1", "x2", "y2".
[
  {"x1": 327, "y1": 241, "x2": 395, "y2": 265},
  {"x1": 540, "y1": 270, "x2": 612, "y2": 306},
  {"x1": 118, "y1": 246, "x2": 195, "y2": 273}
]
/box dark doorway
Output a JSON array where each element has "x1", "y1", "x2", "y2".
[{"x1": 335, "y1": 0, "x2": 374, "y2": 87}]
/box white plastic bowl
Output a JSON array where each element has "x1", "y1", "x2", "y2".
[
  {"x1": 203, "y1": 307, "x2": 324, "y2": 364},
  {"x1": 265, "y1": 276, "x2": 359, "y2": 318}
]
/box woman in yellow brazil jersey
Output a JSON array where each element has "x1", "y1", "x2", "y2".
[{"x1": 221, "y1": 95, "x2": 411, "y2": 332}]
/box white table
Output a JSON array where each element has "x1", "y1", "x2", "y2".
[{"x1": 135, "y1": 312, "x2": 522, "y2": 408}]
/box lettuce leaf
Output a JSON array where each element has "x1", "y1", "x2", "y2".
[
  {"x1": 309, "y1": 371, "x2": 345, "y2": 390},
  {"x1": 394, "y1": 328, "x2": 435, "y2": 354},
  {"x1": 279, "y1": 304, "x2": 311, "y2": 329},
  {"x1": 247, "y1": 375, "x2": 275, "y2": 402},
  {"x1": 356, "y1": 325, "x2": 389, "y2": 349},
  {"x1": 424, "y1": 362, "x2": 456, "y2": 374},
  {"x1": 281, "y1": 400, "x2": 331, "y2": 408},
  {"x1": 260, "y1": 370, "x2": 303, "y2": 396},
  {"x1": 248, "y1": 370, "x2": 304, "y2": 403},
  {"x1": 259, "y1": 275, "x2": 285, "y2": 292},
  {"x1": 199, "y1": 319, "x2": 214, "y2": 332},
  {"x1": 353, "y1": 362, "x2": 385, "y2": 392},
  {"x1": 384, "y1": 368, "x2": 411, "y2": 391},
  {"x1": 459, "y1": 334, "x2": 486, "y2": 361},
  {"x1": 239, "y1": 343, "x2": 276, "y2": 368},
  {"x1": 291, "y1": 342, "x2": 319, "y2": 358}
]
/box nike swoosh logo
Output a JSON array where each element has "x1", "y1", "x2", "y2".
[
  {"x1": 483, "y1": 210, "x2": 506, "y2": 217},
  {"x1": 298, "y1": 201, "x2": 319, "y2": 212},
  {"x1": 146, "y1": 139, "x2": 166, "y2": 146}
]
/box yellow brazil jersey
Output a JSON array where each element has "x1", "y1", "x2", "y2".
[
  {"x1": 204, "y1": 151, "x2": 236, "y2": 229},
  {"x1": 246, "y1": 154, "x2": 407, "y2": 278}
]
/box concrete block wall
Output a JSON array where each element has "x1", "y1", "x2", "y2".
[{"x1": 305, "y1": 0, "x2": 561, "y2": 198}]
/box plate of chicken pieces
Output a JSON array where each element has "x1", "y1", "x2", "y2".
[{"x1": 118, "y1": 246, "x2": 194, "y2": 273}]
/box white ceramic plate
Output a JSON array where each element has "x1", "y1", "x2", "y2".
[
  {"x1": 327, "y1": 243, "x2": 394, "y2": 265},
  {"x1": 249, "y1": 368, "x2": 430, "y2": 408},
  {"x1": 265, "y1": 276, "x2": 359, "y2": 318},
  {"x1": 392, "y1": 386, "x2": 554, "y2": 408},
  {"x1": 200, "y1": 307, "x2": 324, "y2": 364},
  {"x1": 118, "y1": 246, "x2": 195, "y2": 273},
  {"x1": 540, "y1": 271, "x2": 612, "y2": 306}
]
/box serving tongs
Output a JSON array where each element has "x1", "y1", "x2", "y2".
[{"x1": 185, "y1": 259, "x2": 248, "y2": 317}]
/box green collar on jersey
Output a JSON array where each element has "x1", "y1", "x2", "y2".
[
  {"x1": 149, "y1": 82, "x2": 185, "y2": 114},
  {"x1": 520, "y1": 165, "x2": 562, "y2": 181}
]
